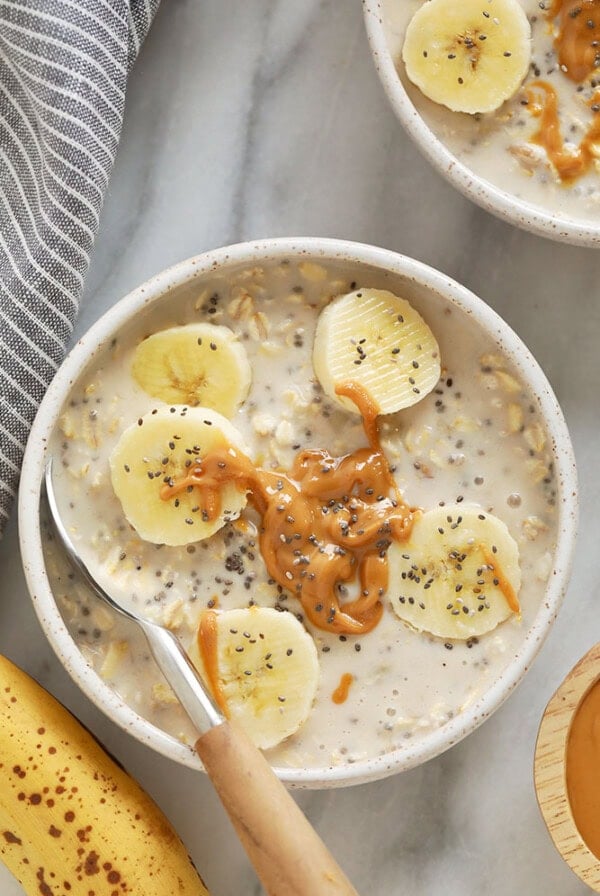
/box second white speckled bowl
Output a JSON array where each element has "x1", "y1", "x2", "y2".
[{"x1": 363, "y1": 0, "x2": 600, "y2": 248}]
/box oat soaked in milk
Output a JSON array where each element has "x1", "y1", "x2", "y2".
[
  {"x1": 385, "y1": 0, "x2": 600, "y2": 225},
  {"x1": 46, "y1": 259, "x2": 557, "y2": 770}
]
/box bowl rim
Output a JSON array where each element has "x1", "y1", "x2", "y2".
[
  {"x1": 19, "y1": 236, "x2": 578, "y2": 788},
  {"x1": 362, "y1": 0, "x2": 600, "y2": 249}
]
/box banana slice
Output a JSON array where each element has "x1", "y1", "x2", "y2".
[
  {"x1": 190, "y1": 607, "x2": 319, "y2": 750},
  {"x1": 110, "y1": 405, "x2": 250, "y2": 546},
  {"x1": 313, "y1": 288, "x2": 440, "y2": 416},
  {"x1": 387, "y1": 504, "x2": 521, "y2": 639},
  {"x1": 402, "y1": 0, "x2": 532, "y2": 115},
  {"x1": 131, "y1": 323, "x2": 251, "y2": 417}
]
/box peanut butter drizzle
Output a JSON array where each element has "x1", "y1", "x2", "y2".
[
  {"x1": 335, "y1": 381, "x2": 382, "y2": 453},
  {"x1": 198, "y1": 610, "x2": 229, "y2": 714},
  {"x1": 332, "y1": 673, "x2": 354, "y2": 705},
  {"x1": 479, "y1": 545, "x2": 521, "y2": 616},
  {"x1": 161, "y1": 385, "x2": 414, "y2": 636},
  {"x1": 566, "y1": 678, "x2": 600, "y2": 860},
  {"x1": 526, "y1": 80, "x2": 600, "y2": 181},
  {"x1": 334, "y1": 380, "x2": 408, "y2": 518},
  {"x1": 548, "y1": 0, "x2": 600, "y2": 84},
  {"x1": 524, "y1": 1, "x2": 600, "y2": 182}
]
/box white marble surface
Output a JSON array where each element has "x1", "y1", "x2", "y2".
[{"x1": 2, "y1": 1, "x2": 599, "y2": 894}]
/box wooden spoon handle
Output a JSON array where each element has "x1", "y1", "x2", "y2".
[{"x1": 195, "y1": 720, "x2": 359, "y2": 896}]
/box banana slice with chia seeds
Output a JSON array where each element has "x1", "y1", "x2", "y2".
[
  {"x1": 132, "y1": 323, "x2": 251, "y2": 417},
  {"x1": 402, "y1": 0, "x2": 532, "y2": 115},
  {"x1": 312, "y1": 288, "x2": 440, "y2": 416},
  {"x1": 110, "y1": 405, "x2": 250, "y2": 546},
  {"x1": 189, "y1": 607, "x2": 319, "y2": 750},
  {"x1": 387, "y1": 504, "x2": 521, "y2": 639}
]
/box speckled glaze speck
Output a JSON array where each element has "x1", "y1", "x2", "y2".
[
  {"x1": 363, "y1": 1, "x2": 600, "y2": 248},
  {"x1": 19, "y1": 238, "x2": 578, "y2": 789}
]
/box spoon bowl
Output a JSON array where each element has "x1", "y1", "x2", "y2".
[
  {"x1": 44, "y1": 457, "x2": 225, "y2": 735},
  {"x1": 535, "y1": 642, "x2": 600, "y2": 891}
]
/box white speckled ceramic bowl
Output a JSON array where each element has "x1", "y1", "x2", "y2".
[
  {"x1": 363, "y1": 1, "x2": 600, "y2": 248},
  {"x1": 19, "y1": 238, "x2": 578, "y2": 788}
]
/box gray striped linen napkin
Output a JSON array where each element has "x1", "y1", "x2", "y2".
[{"x1": 0, "y1": 0, "x2": 160, "y2": 535}]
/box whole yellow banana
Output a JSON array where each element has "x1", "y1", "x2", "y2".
[{"x1": 0, "y1": 654, "x2": 209, "y2": 895}]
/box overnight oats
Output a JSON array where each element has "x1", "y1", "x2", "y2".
[
  {"x1": 43, "y1": 257, "x2": 559, "y2": 772},
  {"x1": 384, "y1": 0, "x2": 600, "y2": 225}
]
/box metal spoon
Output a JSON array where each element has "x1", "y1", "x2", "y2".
[{"x1": 44, "y1": 458, "x2": 359, "y2": 896}]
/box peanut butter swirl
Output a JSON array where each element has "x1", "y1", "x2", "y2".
[
  {"x1": 527, "y1": 80, "x2": 600, "y2": 181},
  {"x1": 525, "y1": 1, "x2": 600, "y2": 181},
  {"x1": 161, "y1": 384, "x2": 414, "y2": 635},
  {"x1": 549, "y1": 0, "x2": 600, "y2": 83}
]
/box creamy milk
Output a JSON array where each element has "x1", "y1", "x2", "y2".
[{"x1": 44, "y1": 259, "x2": 557, "y2": 770}]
